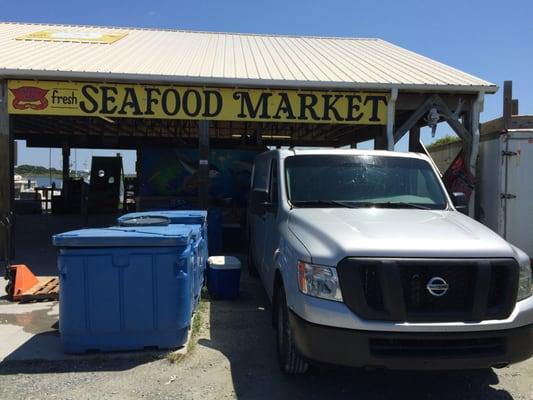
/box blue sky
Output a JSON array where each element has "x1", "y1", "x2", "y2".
[{"x1": 5, "y1": 0, "x2": 533, "y2": 174}]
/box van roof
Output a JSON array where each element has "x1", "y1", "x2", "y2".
[{"x1": 270, "y1": 148, "x2": 430, "y2": 160}]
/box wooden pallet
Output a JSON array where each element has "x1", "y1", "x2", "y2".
[{"x1": 18, "y1": 277, "x2": 59, "y2": 302}]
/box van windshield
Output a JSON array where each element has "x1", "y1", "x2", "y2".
[{"x1": 285, "y1": 155, "x2": 448, "y2": 210}]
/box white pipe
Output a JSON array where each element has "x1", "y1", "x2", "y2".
[
  {"x1": 469, "y1": 92, "x2": 484, "y2": 174},
  {"x1": 386, "y1": 87, "x2": 398, "y2": 151},
  {"x1": 468, "y1": 91, "x2": 484, "y2": 216}
]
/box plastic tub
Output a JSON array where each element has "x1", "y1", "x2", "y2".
[{"x1": 53, "y1": 226, "x2": 195, "y2": 353}]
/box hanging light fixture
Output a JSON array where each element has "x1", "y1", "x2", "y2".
[{"x1": 425, "y1": 107, "x2": 441, "y2": 137}]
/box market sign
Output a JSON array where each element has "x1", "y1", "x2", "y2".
[
  {"x1": 7, "y1": 80, "x2": 389, "y2": 125},
  {"x1": 16, "y1": 30, "x2": 127, "y2": 44}
]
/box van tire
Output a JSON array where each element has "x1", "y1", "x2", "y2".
[{"x1": 275, "y1": 285, "x2": 309, "y2": 375}]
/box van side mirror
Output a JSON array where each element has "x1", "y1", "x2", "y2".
[
  {"x1": 251, "y1": 189, "x2": 269, "y2": 205},
  {"x1": 452, "y1": 192, "x2": 468, "y2": 214}
]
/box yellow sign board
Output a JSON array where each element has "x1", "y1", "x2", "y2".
[
  {"x1": 7, "y1": 80, "x2": 388, "y2": 125},
  {"x1": 16, "y1": 30, "x2": 127, "y2": 44}
]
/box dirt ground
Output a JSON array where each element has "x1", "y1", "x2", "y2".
[{"x1": 0, "y1": 266, "x2": 532, "y2": 400}]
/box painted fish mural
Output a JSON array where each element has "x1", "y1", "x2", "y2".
[{"x1": 139, "y1": 148, "x2": 263, "y2": 224}]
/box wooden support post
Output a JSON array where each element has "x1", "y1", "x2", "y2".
[
  {"x1": 468, "y1": 93, "x2": 484, "y2": 217},
  {"x1": 503, "y1": 81, "x2": 513, "y2": 129},
  {"x1": 408, "y1": 126, "x2": 421, "y2": 152},
  {"x1": 394, "y1": 94, "x2": 438, "y2": 143},
  {"x1": 0, "y1": 80, "x2": 13, "y2": 265},
  {"x1": 386, "y1": 88, "x2": 398, "y2": 150},
  {"x1": 62, "y1": 143, "x2": 70, "y2": 197},
  {"x1": 374, "y1": 127, "x2": 388, "y2": 150},
  {"x1": 198, "y1": 120, "x2": 210, "y2": 210}
]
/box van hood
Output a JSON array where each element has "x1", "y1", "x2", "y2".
[{"x1": 288, "y1": 208, "x2": 516, "y2": 265}]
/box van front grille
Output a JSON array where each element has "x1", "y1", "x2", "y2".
[{"x1": 337, "y1": 258, "x2": 519, "y2": 323}]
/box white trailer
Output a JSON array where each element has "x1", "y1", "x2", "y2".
[{"x1": 477, "y1": 128, "x2": 533, "y2": 259}]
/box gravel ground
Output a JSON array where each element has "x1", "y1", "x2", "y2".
[{"x1": 0, "y1": 269, "x2": 532, "y2": 400}]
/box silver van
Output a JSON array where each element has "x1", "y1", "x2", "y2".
[{"x1": 247, "y1": 149, "x2": 532, "y2": 374}]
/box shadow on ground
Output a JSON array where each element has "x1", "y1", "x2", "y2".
[
  {"x1": 0, "y1": 353, "x2": 166, "y2": 375},
  {"x1": 200, "y1": 255, "x2": 515, "y2": 400},
  {"x1": 0, "y1": 325, "x2": 168, "y2": 374}
]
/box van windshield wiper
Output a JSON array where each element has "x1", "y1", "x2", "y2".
[
  {"x1": 290, "y1": 200, "x2": 359, "y2": 208},
  {"x1": 328, "y1": 201, "x2": 433, "y2": 210},
  {"x1": 372, "y1": 201, "x2": 432, "y2": 210},
  {"x1": 291, "y1": 200, "x2": 434, "y2": 210}
]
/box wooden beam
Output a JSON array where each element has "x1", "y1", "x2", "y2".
[
  {"x1": 0, "y1": 80, "x2": 13, "y2": 264},
  {"x1": 374, "y1": 127, "x2": 388, "y2": 150},
  {"x1": 511, "y1": 115, "x2": 533, "y2": 130},
  {"x1": 503, "y1": 80, "x2": 513, "y2": 129},
  {"x1": 432, "y1": 96, "x2": 472, "y2": 147},
  {"x1": 480, "y1": 117, "x2": 504, "y2": 135},
  {"x1": 408, "y1": 126, "x2": 422, "y2": 152},
  {"x1": 396, "y1": 93, "x2": 476, "y2": 111},
  {"x1": 394, "y1": 94, "x2": 439, "y2": 142}
]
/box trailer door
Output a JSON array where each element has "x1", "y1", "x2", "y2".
[{"x1": 502, "y1": 131, "x2": 533, "y2": 258}]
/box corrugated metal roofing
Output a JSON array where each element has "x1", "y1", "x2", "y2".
[{"x1": 0, "y1": 22, "x2": 497, "y2": 93}]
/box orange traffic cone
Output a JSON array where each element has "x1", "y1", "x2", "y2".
[{"x1": 7, "y1": 264, "x2": 39, "y2": 301}]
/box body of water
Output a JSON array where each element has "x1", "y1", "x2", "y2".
[{"x1": 33, "y1": 176, "x2": 63, "y2": 189}]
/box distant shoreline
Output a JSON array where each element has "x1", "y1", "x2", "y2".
[{"x1": 17, "y1": 173, "x2": 63, "y2": 179}]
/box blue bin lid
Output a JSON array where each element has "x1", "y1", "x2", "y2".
[
  {"x1": 181, "y1": 224, "x2": 201, "y2": 240},
  {"x1": 163, "y1": 223, "x2": 202, "y2": 240},
  {"x1": 118, "y1": 210, "x2": 207, "y2": 226},
  {"x1": 53, "y1": 226, "x2": 193, "y2": 248},
  {"x1": 119, "y1": 215, "x2": 170, "y2": 227},
  {"x1": 207, "y1": 256, "x2": 241, "y2": 270}
]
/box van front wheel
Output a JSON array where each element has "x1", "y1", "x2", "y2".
[{"x1": 275, "y1": 286, "x2": 309, "y2": 375}]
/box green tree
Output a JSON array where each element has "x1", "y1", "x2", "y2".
[{"x1": 426, "y1": 135, "x2": 461, "y2": 150}]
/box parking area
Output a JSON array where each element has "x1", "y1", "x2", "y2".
[{"x1": 0, "y1": 261, "x2": 531, "y2": 400}]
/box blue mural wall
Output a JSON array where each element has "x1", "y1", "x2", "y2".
[{"x1": 139, "y1": 148, "x2": 264, "y2": 224}]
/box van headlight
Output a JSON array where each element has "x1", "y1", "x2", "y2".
[
  {"x1": 517, "y1": 261, "x2": 532, "y2": 301},
  {"x1": 297, "y1": 261, "x2": 343, "y2": 302}
]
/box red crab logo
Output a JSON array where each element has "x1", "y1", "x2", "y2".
[{"x1": 10, "y1": 87, "x2": 49, "y2": 110}]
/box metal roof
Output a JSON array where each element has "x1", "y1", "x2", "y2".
[{"x1": 0, "y1": 22, "x2": 497, "y2": 93}]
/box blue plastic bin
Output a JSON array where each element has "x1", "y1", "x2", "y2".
[
  {"x1": 53, "y1": 226, "x2": 195, "y2": 354},
  {"x1": 118, "y1": 210, "x2": 208, "y2": 265},
  {"x1": 207, "y1": 256, "x2": 241, "y2": 299},
  {"x1": 117, "y1": 211, "x2": 207, "y2": 305},
  {"x1": 186, "y1": 224, "x2": 204, "y2": 308}
]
